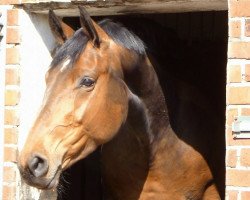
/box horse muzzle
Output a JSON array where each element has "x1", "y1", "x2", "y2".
[{"x1": 18, "y1": 153, "x2": 61, "y2": 189}]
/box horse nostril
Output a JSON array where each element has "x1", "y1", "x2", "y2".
[{"x1": 28, "y1": 155, "x2": 48, "y2": 178}]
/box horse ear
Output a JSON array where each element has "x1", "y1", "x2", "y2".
[
  {"x1": 79, "y1": 6, "x2": 109, "y2": 48},
  {"x1": 48, "y1": 10, "x2": 75, "y2": 45}
]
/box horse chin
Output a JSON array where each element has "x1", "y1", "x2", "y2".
[
  {"x1": 44, "y1": 166, "x2": 62, "y2": 190},
  {"x1": 43, "y1": 168, "x2": 61, "y2": 190}
]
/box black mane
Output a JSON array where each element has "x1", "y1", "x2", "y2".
[{"x1": 51, "y1": 19, "x2": 146, "y2": 68}]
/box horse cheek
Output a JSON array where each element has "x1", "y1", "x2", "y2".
[{"x1": 88, "y1": 78, "x2": 128, "y2": 144}]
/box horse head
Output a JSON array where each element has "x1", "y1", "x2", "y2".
[{"x1": 18, "y1": 7, "x2": 145, "y2": 189}]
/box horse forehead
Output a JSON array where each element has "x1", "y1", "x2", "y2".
[
  {"x1": 75, "y1": 43, "x2": 117, "y2": 72},
  {"x1": 74, "y1": 53, "x2": 102, "y2": 74}
]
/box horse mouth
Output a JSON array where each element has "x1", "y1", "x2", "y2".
[{"x1": 20, "y1": 165, "x2": 62, "y2": 190}]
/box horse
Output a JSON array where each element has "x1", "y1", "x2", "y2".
[{"x1": 18, "y1": 7, "x2": 222, "y2": 199}]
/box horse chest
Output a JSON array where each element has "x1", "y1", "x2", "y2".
[{"x1": 101, "y1": 130, "x2": 213, "y2": 200}]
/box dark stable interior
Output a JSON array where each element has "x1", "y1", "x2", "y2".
[{"x1": 57, "y1": 11, "x2": 227, "y2": 200}]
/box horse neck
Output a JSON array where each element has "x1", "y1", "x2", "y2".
[
  {"x1": 124, "y1": 56, "x2": 179, "y2": 161},
  {"x1": 101, "y1": 56, "x2": 182, "y2": 194}
]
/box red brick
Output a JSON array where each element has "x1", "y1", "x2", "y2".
[
  {"x1": 7, "y1": 9, "x2": 19, "y2": 26},
  {"x1": 5, "y1": 89, "x2": 20, "y2": 106},
  {"x1": 4, "y1": 147, "x2": 17, "y2": 163},
  {"x1": 227, "y1": 169, "x2": 250, "y2": 187},
  {"x1": 227, "y1": 86, "x2": 250, "y2": 104},
  {"x1": 3, "y1": 166, "x2": 16, "y2": 182},
  {"x1": 230, "y1": 1, "x2": 250, "y2": 17},
  {"x1": 226, "y1": 108, "x2": 238, "y2": 126},
  {"x1": 6, "y1": 47, "x2": 20, "y2": 65},
  {"x1": 2, "y1": 185, "x2": 16, "y2": 200},
  {"x1": 241, "y1": 108, "x2": 250, "y2": 115},
  {"x1": 240, "y1": 148, "x2": 250, "y2": 167},
  {"x1": 245, "y1": 64, "x2": 250, "y2": 82},
  {"x1": 227, "y1": 127, "x2": 250, "y2": 146},
  {"x1": 242, "y1": 191, "x2": 250, "y2": 200},
  {"x1": 6, "y1": 27, "x2": 21, "y2": 44},
  {"x1": 228, "y1": 65, "x2": 242, "y2": 83},
  {"x1": 4, "y1": 109, "x2": 19, "y2": 126},
  {"x1": 228, "y1": 42, "x2": 250, "y2": 59},
  {"x1": 245, "y1": 19, "x2": 250, "y2": 37},
  {"x1": 0, "y1": 0, "x2": 20, "y2": 5},
  {"x1": 4, "y1": 128, "x2": 18, "y2": 144},
  {"x1": 22, "y1": 0, "x2": 38, "y2": 2},
  {"x1": 227, "y1": 190, "x2": 238, "y2": 200},
  {"x1": 229, "y1": 20, "x2": 241, "y2": 38},
  {"x1": 227, "y1": 149, "x2": 237, "y2": 168},
  {"x1": 5, "y1": 68, "x2": 20, "y2": 85}
]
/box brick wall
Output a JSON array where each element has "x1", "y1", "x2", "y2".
[
  {"x1": 227, "y1": 1, "x2": 250, "y2": 200},
  {"x1": 2, "y1": 7, "x2": 20, "y2": 200},
  {"x1": 3, "y1": 1, "x2": 250, "y2": 200},
  {"x1": 1, "y1": 3, "x2": 56, "y2": 199}
]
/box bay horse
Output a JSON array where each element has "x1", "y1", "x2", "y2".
[{"x1": 18, "y1": 7, "x2": 221, "y2": 199}]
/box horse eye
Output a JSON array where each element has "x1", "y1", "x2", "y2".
[{"x1": 79, "y1": 77, "x2": 95, "y2": 87}]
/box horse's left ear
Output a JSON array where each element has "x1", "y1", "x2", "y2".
[
  {"x1": 49, "y1": 9, "x2": 75, "y2": 45},
  {"x1": 79, "y1": 6, "x2": 109, "y2": 48}
]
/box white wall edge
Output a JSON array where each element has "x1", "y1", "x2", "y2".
[{"x1": 18, "y1": 10, "x2": 57, "y2": 199}]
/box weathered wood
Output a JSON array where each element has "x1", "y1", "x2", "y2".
[{"x1": 20, "y1": 0, "x2": 228, "y2": 17}]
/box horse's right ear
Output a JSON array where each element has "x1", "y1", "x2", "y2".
[
  {"x1": 48, "y1": 10, "x2": 75, "y2": 45},
  {"x1": 79, "y1": 6, "x2": 109, "y2": 48}
]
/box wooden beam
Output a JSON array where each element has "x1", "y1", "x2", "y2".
[{"x1": 20, "y1": 0, "x2": 228, "y2": 17}]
